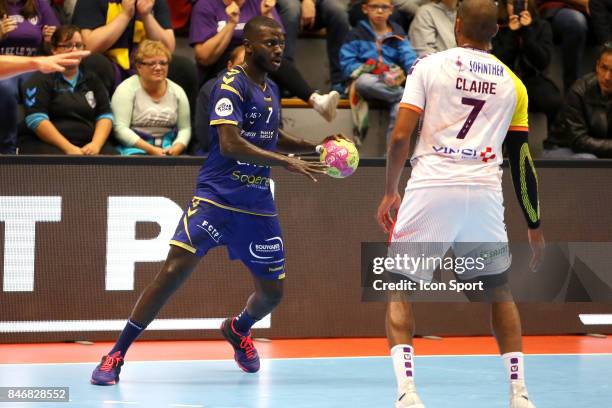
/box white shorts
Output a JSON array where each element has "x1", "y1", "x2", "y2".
[{"x1": 388, "y1": 185, "x2": 511, "y2": 282}]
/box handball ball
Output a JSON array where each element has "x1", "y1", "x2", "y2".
[{"x1": 316, "y1": 138, "x2": 359, "y2": 178}]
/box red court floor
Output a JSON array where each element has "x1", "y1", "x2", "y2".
[{"x1": 1, "y1": 335, "x2": 611, "y2": 364}]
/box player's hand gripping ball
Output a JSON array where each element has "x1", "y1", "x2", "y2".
[{"x1": 316, "y1": 138, "x2": 359, "y2": 178}]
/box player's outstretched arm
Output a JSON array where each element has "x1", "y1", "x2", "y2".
[
  {"x1": 276, "y1": 129, "x2": 350, "y2": 154},
  {"x1": 506, "y1": 130, "x2": 545, "y2": 271},
  {"x1": 218, "y1": 124, "x2": 328, "y2": 181},
  {"x1": 0, "y1": 51, "x2": 90, "y2": 80},
  {"x1": 377, "y1": 108, "x2": 420, "y2": 233}
]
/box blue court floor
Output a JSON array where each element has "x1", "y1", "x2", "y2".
[{"x1": 1, "y1": 354, "x2": 610, "y2": 407}]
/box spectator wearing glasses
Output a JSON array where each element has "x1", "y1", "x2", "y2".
[
  {"x1": 112, "y1": 40, "x2": 191, "y2": 156},
  {"x1": 339, "y1": 0, "x2": 416, "y2": 144},
  {"x1": 19, "y1": 25, "x2": 115, "y2": 154},
  {"x1": 0, "y1": 0, "x2": 59, "y2": 153},
  {"x1": 72, "y1": 0, "x2": 197, "y2": 111},
  {"x1": 348, "y1": 0, "x2": 427, "y2": 32},
  {"x1": 547, "y1": 43, "x2": 612, "y2": 158},
  {"x1": 408, "y1": 0, "x2": 458, "y2": 57}
]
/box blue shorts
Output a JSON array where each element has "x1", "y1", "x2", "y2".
[{"x1": 170, "y1": 197, "x2": 285, "y2": 280}]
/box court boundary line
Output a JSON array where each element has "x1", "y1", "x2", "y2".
[{"x1": 2, "y1": 352, "x2": 611, "y2": 366}]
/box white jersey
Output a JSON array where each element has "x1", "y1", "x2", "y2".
[{"x1": 399, "y1": 47, "x2": 529, "y2": 190}]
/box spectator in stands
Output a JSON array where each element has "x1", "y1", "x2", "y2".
[
  {"x1": 348, "y1": 0, "x2": 426, "y2": 31},
  {"x1": 590, "y1": 0, "x2": 612, "y2": 45},
  {"x1": 408, "y1": 0, "x2": 457, "y2": 57},
  {"x1": 492, "y1": 0, "x2": 563, "y2": 128},
  {"x1": 190, "y1": 0, "x2": 340, "y2": 122},
  {"x1": 340, "y1": 0, "x2": 416, "y2": 144},
  {"x1": 536, "y1": 0, "x2": 588, "y2": 90},
  {"x1": 275, "y1": 0, "x2": 350, "y2": 96},
  {"x1": 112, "y1": 40, "x2": 191, "y2": 156},
  {"x1": 0, "y1": 0, "x2": 59, "y2": 153},
  {"x1": 19, "y1": 25, "x2": 114, "y2": 154},
  {"x1": 547, "y1": 43, "x2": 612, "y2": 158},
  {"x1": 72, "y1": 0, "x2": 197, "y2": 108}
]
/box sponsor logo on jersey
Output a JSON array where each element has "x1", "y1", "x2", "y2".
[
  {"x1": 432, "y1": 145, "x2": 497, "y2": 162},
  {"x1": 249, "y1": 237, "x2": 284, "y2": 260},
  {"x1": 468, "y1": 61, "x2": 504, "y2": 77},
  {"x1": 241, "y1": 130, "x2": 257, "y2": 138},
  {"x1": 196, "y1": 219, "x2": 222, "y2": 243},
  {"x1": 479, "y1": 245, "x2": 508, "y2": 265},
  {"x1": 215, "y1": 98, "x2": 233, "y2": 117},
  {"x1": 215, "y1": 98, "x2": 234, "y2": 117},
  {"x1": 236, "y1": 160, "x2": 269, "y2": 168},
  {"x1": 231, "y1": 170, "x2": 272, "y2": 188},
  {"x1": 479, "y1": 147, "x2": 497, "y2": 162},
  {"x1": 246, "y1": 107, "x2": 262, "y2": 125},
  {"x1": 432, "y1": 146, "x2": 479, "y2": 160},
  {"x1": 259, "y1": 130, "x2": 275, "y2": 140}
]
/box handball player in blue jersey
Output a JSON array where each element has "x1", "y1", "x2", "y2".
[{"x1": 91, "y1": 16, "x2": 340, "y2": 385}]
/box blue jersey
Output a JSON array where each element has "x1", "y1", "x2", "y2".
[{"x1": 196, "y1": 66, "x2": 281, "y2": 216}]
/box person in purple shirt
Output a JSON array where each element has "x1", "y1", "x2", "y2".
[
  {"x1": 190, "y1": 0, "x2": 340, "y2": 122},
  {"x1": 0, "y1": 0, "x2": 58, "y2": 56},
  {"x1": 90, "y1": 16, "x2": 345, "y2": 385},
  {"x1": 0, "y1": 0, "x2": 59, "y2": 153}
]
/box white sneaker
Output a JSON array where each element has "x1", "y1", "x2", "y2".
[
  {"x1": 310, "y1": 90, "x2": 340, "y2": 122},
  {"x1": 395, "y1": 381, "x2": 425, "y2": 408},
  {"x1": 510, "y1": 382, "x2": 536, "y2": 408}
]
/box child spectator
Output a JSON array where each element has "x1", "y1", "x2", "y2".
[
  {"x1": 340, "y1": 0, "x2": 416, "y2": 144},
  {"x1": 348, "y1": 0, "x2": 427, "y2": 32},
  {"x1": 20, "y1": 25, "x2": 114, "y2": 154},
  {"x1": 112, "y1": 40, "x2": 191, "y2": 156}
]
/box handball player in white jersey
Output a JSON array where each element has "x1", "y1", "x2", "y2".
[{"x1": 376, "y1": 0, "x2": 545, "y2": 407}]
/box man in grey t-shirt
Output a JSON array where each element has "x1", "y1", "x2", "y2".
[{"x1": 408, "y1": 0, "x2": 457, "y2": 56}]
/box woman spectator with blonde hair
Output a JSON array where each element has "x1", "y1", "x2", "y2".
[{"x1": 112, "y1": 40, "x2": 191, "y2": 156}]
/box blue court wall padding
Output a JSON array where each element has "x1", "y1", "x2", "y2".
[{"x1": 0, "y1": 157, "x2": 611, "y2": 342}]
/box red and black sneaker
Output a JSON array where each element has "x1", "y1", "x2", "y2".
[
  {"x1": 220, "y1": 318, "x2": 260, "y2": 373},
  {"x1": 91, "y1": 351, "x2": 124, "y2": 385}
]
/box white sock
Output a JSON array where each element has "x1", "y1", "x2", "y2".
[
  {"x1": 502, "y1": 352, "x2": 525, "y2": 386},
  {"x1": 391, "y1": 344, "x2": 415, "y2": 393}
]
